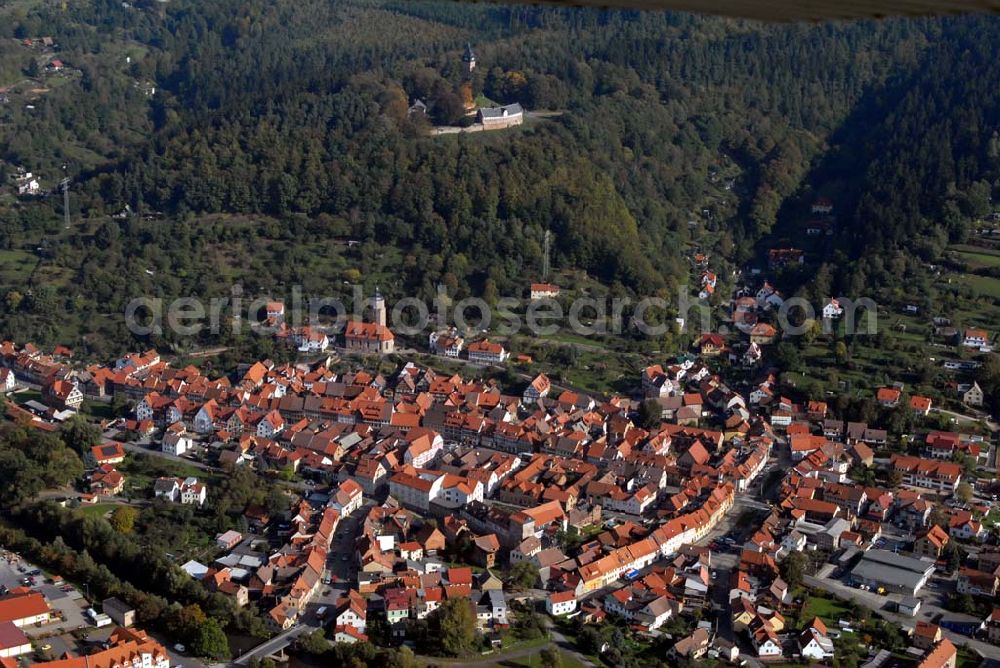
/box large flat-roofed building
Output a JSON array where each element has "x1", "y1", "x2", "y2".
[{"x1": 849, "y1": 549, "x2": 935, "y2": 596}]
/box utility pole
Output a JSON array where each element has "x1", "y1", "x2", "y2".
[
  {"x1": 542, "y1": 229, "x2": 552, "y2": 280},
  {"x1": 59, "y1": 176, "x2": 70, "y2": 229}
]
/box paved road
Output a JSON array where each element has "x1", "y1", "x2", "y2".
[
  {"x1": 930, "y1": 407, "x2": 998, "y2": 432},
  {"x1": 548, "y1": 626, "x2": 596, "y2": 668},
  {"x1": 804, "y1": 574, "x2": 1000, "y2": 660},
  {"x1": 114, "y1": 437, "x2": 218, "y2": 473},
  {"x1": 413, "y1": 640, "x2": 568, "y2": 667},
  {"x1": 110, "y1": 434, "x2": 311, "y2": 492}
]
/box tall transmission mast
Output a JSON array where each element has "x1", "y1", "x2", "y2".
[
  {"x1": 542, "y1": 229, "x2": 552, "y2": 280},
  {"x1": 59, "y1": 177, "x2": 71, "y2": 228}
]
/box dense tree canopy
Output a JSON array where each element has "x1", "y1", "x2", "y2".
[
  {"x1": 1, "y1": 1, "x2": 995, "y2": 352},
  {"x1": 0, "y1": 423, "x2": 83, "y2": 506}
]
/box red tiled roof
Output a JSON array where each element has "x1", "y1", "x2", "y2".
[
  {"x1": 0, "y1": 592, "x2": 49, "y2": 624},
  {"x1": 345, "y1": 321, "x2": 394, "y2": 342}
]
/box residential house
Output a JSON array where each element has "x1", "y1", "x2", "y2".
[
  {"x1": 673, "y1": 628, "x2": 711, "y2": 660},
  {"x1": 767, "y1": 248, "x2": 804, "y2": 269},
  {"x1": 529, "y1": 283, "x2": 560, "y2": 300},
  {"x1": 22, "y1": 628, "x2": 168, "y2": 668},
  {"x1": 962, "y1": 382, "x2": 984, "y2": 407},
  {"x1": 162, "y1": 432, "x2": 193, "y2": 457},
  {"x1": 986, "y1": 609, "x2": 1000, "y2": 643},
  {"x1": 43, "y1": 379, "x2": 83, "y2": 410},
  {"x1": 750, "y1": 323, "x2": 778, "y2": 345},
  {"x1": 154, "y1": 477, "x2": 207, "y2": 506},
  {"x1": 215, "y1": 530, "x2": 243, "y2": 551},
  {"x1": 0, "y1": 369, "x2": 15, "y2": 393},
  {"x1": 472, "y1": 534, "x2": 500, "y2": 569},
  {"x1": 89, "y1": 464, "x2": 125, "y2": 496},
  {"x1": 822, "y1": 299, "x2": 844, "y2": 319},
  {"x1": 467, "y1": 340, "x2": 509, "y2": 365},
  {"x1": 913, "y1": 526, "x2": 949, "y2": 560},
  {"x1": 87, "y1": 443, "x2": 127, "y2": 467},
  {"x1": 890, "y1": 455, "x2": 962, "y2": 494},
  {"x1": 546, "y1": 591, "x2": 577, "y2": 617},
  {"x1": 912, "y1": 621, "x2": 941, "y2": 650},
  {"x1": 957, "y1": 568, "x2": 998, "y2": 598},
  {"x1": 328, "y1": 479, "x2": 364, "y2": 517},
  {"x1": 962, "y1": 328, "x2": 989, "y2": 349},
  {"x1": 333, "y1": 590, "x2": 367, "y2": 633},
  {"x1": 698, "y1": 333, "x2": 726, "y2": 357},
  {"x1": 911, "y1": 396, "x2": 933, "y2": 417},
  {"x1": 917, "y1": 639, "x2": 956, "y2": 668},
  {"x1": 877, "y1": 387, "x2": 902, "y2": 408},
  {"x1": 799, "y1": 617, "x2": 835, "y2": 661},
  {"x1": 523, "y1": 374, "x2": 551, "y2": 404}
]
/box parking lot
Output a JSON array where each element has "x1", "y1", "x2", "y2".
[
  {"x1": 0, "y1": 554, "x2": 90, "y2": 638},
  {"x1": 33, "y1": 627, "x2": 117, "y2": 662}
]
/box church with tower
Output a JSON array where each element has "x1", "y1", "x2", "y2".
[{"x1": 344, "y1": 289, "x2": 395, "y2": 354}]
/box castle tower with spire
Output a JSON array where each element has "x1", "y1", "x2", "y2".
[{"x1": 462, "y1": 43, "x2": 476, "y2": 77}]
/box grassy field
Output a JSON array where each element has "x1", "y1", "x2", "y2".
[
  {"x1": 951, "y1": 245, "x2": 1000, "y2": 269},
  {"x1": 120, "y1": 454, "x2": 206, "y2": 498},
  {"x1": 801, "y1": 595, "x2": 851, "y2": 626},
  {"x1": 81, "y1": 400, "x2": 117, "y2": 420},
  {"x1": 556, "y1": 349, "x2": 645, "y2": 397},
  {"x1": 475, "y1": 94, "x2": 499, "y2": 108},
  {"x1": 492, "y1": 647, "x2": 587, "y2": 668},
  {"x1": 955, "y1": 274, "x2": 1000, "y2": 299},
  {"x1": 539, "y1": 330, "x2": 608, "y2": 348},
  {"x1": 11, "y1": 389, "x2": 42, "y2": 405},
  {"x1": 0, "y1": 249, "x2": 38, "y2": 283}
]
